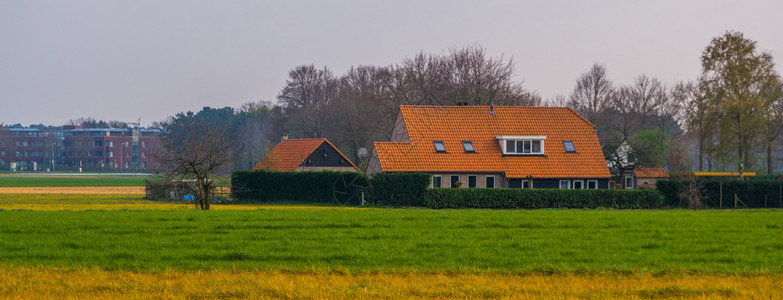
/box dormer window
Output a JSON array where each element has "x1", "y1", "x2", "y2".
[
  {"x1": 462, "y1": 141, "x2": 475, "y2": 153},
  {"x1": 563, "y1": 141, "x2": 575, "y2": 153},
  {"x1": 433, "y1": 141, "x2": 446, "y2": 153},
  {"x1": 497, "y1": 136, "x2": 545, "y2": 155}
]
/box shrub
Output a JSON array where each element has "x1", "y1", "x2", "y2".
[
  {"x1": 655, "y1": 179, "x2": 783, "y2": 208},
  {"x1": 231, "y1": 170, "x2": 369, "y2": 204},
  {"x1": 425, "y1": 188, "x2": 664, "y2": 209},
  {"x1": 370, "y1": 172, "x2": 431, "y2": 206}
]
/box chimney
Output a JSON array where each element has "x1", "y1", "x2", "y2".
[{"x1": 280, "y1": 133, "x2": 288, "y2": 143}]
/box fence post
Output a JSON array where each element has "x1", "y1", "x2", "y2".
[
  {"x1": 734, "y1": 193, "x2": 737, "y2": 209},
  {"x1": 719, "y1": 182, "x2": 723, "y2": 209}
]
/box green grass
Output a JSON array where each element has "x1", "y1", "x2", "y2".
[
  {"x1": 0, "y1": 176, "x2": 148, "y2": 187},
  {"x1": 0, "y1": 208, "x2": 781, "y2": 273}
]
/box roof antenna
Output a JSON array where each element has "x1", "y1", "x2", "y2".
[{"x1": 489, "y1": 102, "x2": 494, "y2": 114}]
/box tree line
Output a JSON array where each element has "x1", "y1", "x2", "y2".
[{"x1": 159, "y1": 31, "x2": 782, "y2": 184}]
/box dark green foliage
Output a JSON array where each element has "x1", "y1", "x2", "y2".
[
  {"x1": 655, "y1": 179, "x2": 687, "y2": 207},
  {"x1": 656, "y1": 179, "x2": 783, "y2": 208},
  {"x1": 369, "y1": 172, "x2": 431, "y2": 206},
  {"x1": 232, "y1": 170, "x2": 369, "y2": 204},
  {"x1": 425, "y1": 188, "x2": 664, "y2": 209}
]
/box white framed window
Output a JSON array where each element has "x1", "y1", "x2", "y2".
[
  {"x1": 587, "y1": 180, "x2": 598, "y2": 189},
  {"x1": 573, "y1": 180, "x2": 584, "y2": 189},
  {"x1": 106, "y1": 151, "x2": 114, "y2": 158},
  {"x1": 498, "y1": 136, "x2": 545, "y2": 155},
  {"x1": 468, "y1": 175, "x2": 477, "y2": 188},
  {"x1": 450, "y1": 175, "x2": 460, "y2": 188},
  {"x1": 107, "y1": 141, "x2": 113, "y2": 147},
  {"x1": 522, "y1": 180, "x2": 530, "y2": 189},
  {"x1": 625, "y1": 176, "x2": 634, "y2": 189},
  {"x1": 432, "y1": 175, "x2": 442, "y2": 188},
  {"x1": 485, "y1": 176, "x2": 495, "y2": 188},
  {"x1": 559, "y1": 180, "x2": 571, "y2": 189}
]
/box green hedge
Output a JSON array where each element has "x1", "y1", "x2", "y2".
[
  {"x1": 370, "y1": 172, "x2": 431, "y2": 206},
  {"x1": 231, "y1": 170, "x2": 369, "y2": 204},
  {"x1": 657, "y1": 179, "x2": 783, "y2": 208},
  {"x1": 425, "y1": 188, "x2": 664, "y2": 209}
]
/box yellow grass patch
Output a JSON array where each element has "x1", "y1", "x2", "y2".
[
  {"x1": 0, "y1": 267, "x2": 780, "y2": 299},
  {"x1": 0, "y1": 193, "x2": 363, "y2": 211},
  {"x1": 0, "y1": 186, "x2": 145, "y2": 194}
]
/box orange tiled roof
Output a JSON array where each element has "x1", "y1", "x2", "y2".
[
  {"x1": 253, "y1": 138, "x2": 359, "y2": 172},
  {"x1": 633, "y1": 168, "x2": 669, "y2": 178},
  {"x1": 373, "y1": 105, "x2": 611, "y2": 179}
]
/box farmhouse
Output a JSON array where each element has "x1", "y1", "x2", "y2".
[
  {"x1": 630, "y1": 168, "x2": 670, "y2": 189},
  {"x1": 253, "y1": 135, "x2": 360, "y2": 172},
  {"x1": 367, "y1": 105, "x2": 611, "y2": 189}
]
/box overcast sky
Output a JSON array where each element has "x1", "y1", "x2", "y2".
[{"x1": 1, "y1": 0, "x2": 781, "y2": 127}]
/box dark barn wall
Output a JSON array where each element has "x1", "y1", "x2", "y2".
[{"x1": 301, "y1": 142, "x2": 355, "y2": 168}]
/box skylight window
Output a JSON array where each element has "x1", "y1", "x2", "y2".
[
  {"x1": 462, "y1": 141, "x2": 475, "y2": 153},
  {"x1": 433, "y1": 141, "x2": 446, "y2": 153},
  {"x1": 563, "y1": 141, "x2": 575, "y2": 153}
]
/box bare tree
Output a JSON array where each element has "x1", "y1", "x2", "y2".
[
  {"x1": 568, "y1": 64, "x2": 614, "y2": 123},
  {"x1": 277, "y1": 65, "x2": 338, "y2": 138},
  {"x1": 157, "y1": 115, "x2": 235, "y2": 210}
]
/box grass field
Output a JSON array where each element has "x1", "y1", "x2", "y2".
[
  {"x1": 1, "y1": 208, "x2": 781, "y2": 273},
  {"x1": 0, "y1": 176, "x2": 148, "y2": 187},
  {"x1": 1, "y1": 185, "x2": 782, "y2": 298}
]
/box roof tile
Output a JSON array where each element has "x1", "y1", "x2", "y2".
[{"x1": 374, "y1": 105, "x2": 611, "y2": 179}]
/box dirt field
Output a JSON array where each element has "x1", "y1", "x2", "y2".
[{"x1": 0, "y1": 187, "x2": 145, "y2": 194}]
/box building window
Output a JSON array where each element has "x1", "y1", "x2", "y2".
[
  {"x1": 587, "y1": 180, "x2": 598, "y2": 189},
  {"x1": 106, "y1": 152, "x2": 113, "y2": 158},
  {"x1": 142, "y1": 152, "x2": 146, "y2": 158},
  {"x1": 462, "y1": 141, "x2": 475, "y2": 153},
  {"x1": 433, "y1": 141, "x2": 446, "y2": 153},
  {"x1": 485, "y1": 176, "x2": 495, "y2": 188},
  {"x1": 573, "y1": 180, "x2": 584, "y2": 189},
  {"x1": 522, "y1": 180, "x2": 530, "y2": 189},
  {"x1": 499, "y1": 136, "x2": 545, "y2": 155},
  {"x1": 433, "y1": 175, "x2": 442, "y2": 188},
  {"x1": 125, "y1": 162, "x2": 130, "y2": 168},
  {"x1": 142, "y1": 141, "x2": 147, "y2": 148},
  {"x1": 559, "y1": 180, "x2": 571, "y2": 189},
  {"x1": 564, "y1": 141, "x2": 575, "y2": 153},
  {"x1": 625, "y1": 176, "x2": 634, "y2": 189},
  {"x1": 107, "y1": 141, "x2": 113, "y2": 147},
  {"x1": 142, "y1": 162, "x2": 146, "y2": 168},
  {"x1": 468, "y1": 175, "x2": 477, "y2": 188},
  {"x1": 450, "y1": 175, "x2": 460, "y2": 188}
]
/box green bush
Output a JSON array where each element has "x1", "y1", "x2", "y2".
[
  {"x1": 425, "y1": 188, "x2": 664, "y2": 209},
  {"x1": 231, "y1": 170, "x2": 369, "y2": 204},
  {"x1": 655, "y1": 179, "x2": 783, "y2": 208},
  {"x1": 369, "y1": 172, "x2": 431, "y2": 206}
]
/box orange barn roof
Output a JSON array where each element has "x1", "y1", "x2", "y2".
[
  {"x1": 253, "y1": 138, "x2": 359, "y2": 172},
  {"x1": 633, "y1": 168, "x2": 669, "y2": 178},
  {"x1": 373, "y1": 105, "x2": 611, "y2": 179}
]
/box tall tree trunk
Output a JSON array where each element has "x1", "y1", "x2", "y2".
[
  {"x1": 768, "y1": 141, "x2": 775, "y2": 175},
  {"x1": 698, "y1": 135, "x2": 704, "y2": 171}
]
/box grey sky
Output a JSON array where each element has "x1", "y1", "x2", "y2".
[{"x1": 1, "y1": 0, "x2": 781, "y2": 127}]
